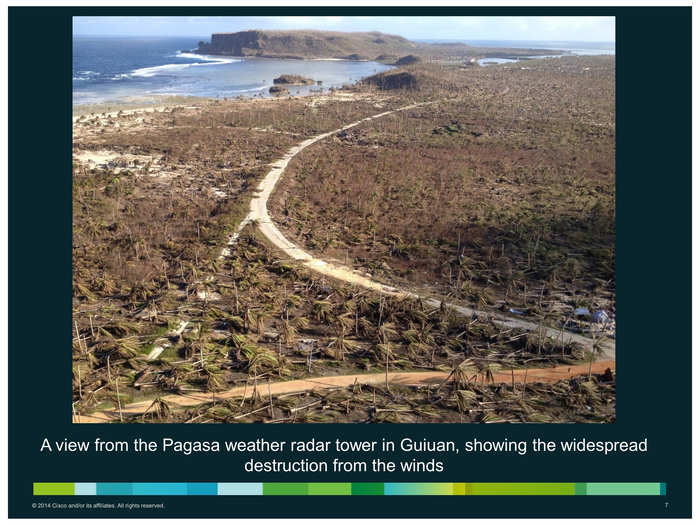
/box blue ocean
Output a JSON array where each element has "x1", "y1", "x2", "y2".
[
  {"x1": 73, "y1": 36, "x2": 614, "y2": 106},
  {"x1": 418, "y1": 39, "x2": 615, "y2": 55},
  {"x1": 72, "y1": 36, "x2": 393, "y2": 105},
  {"x1": 417, "y1": 39, "x2": 615, "y2": 66}
]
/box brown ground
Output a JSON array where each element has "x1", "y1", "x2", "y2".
[
  {"x1": 270, "y1": 56, "x2": 615, "y2": 323},
  {"x1": 135, "y1": 370, "x2": 617, "y2": 424},
  {"x1": 72, "y1": 58, "x2": 614, "y2": 423}
]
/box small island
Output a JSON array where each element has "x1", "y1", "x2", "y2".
[
  {"x1": 268, "y1": 85, "x2": 289, "y2": 95},
  {"x1": 273, "y1": 74, "x2": 316, "y2": 86}
]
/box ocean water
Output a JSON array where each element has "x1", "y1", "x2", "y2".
[
  {"x1": 73, "y1": 36, "x2": 615, "y2": 105},
  {"x1": 418, "y1": 39, "x2": 615, "y2": 55},
  {"x1": 73, "y1": 36, "x2": 393, "y2": 105},
  {"x1": 417, "y1": 39, "x2": 614, "y2": 66},
  {"x1": 476, "y1": 40, "x2": 614, "y2": 66}
]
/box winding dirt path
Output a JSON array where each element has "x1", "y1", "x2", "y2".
[
  {"x1": 235, "y1": 99, "x2": 615, "y2": 360},
  {"x1": 74, "y1": 95, "x2": 616, "y2": 423}
]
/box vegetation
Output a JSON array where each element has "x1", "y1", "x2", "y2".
[
  {"x1": 394, "y1": 54, "x2": 421, "y2": 65},
  {"x1": 363, "y1": 70, "x2": 420, "y2": 90},
  {"x1": 73, "y1": 55, "x2": 614, "y2": 423},
  {"x1": 134, "y1": 371, "x2": 616, "y2": 424},
  {"x1": 272, "y1": 56, "x2": 615, "y2": 325}
]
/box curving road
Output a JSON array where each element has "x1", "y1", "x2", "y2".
[{"x1": 234, "y1": 99, "x2": 615, "y2": 360}]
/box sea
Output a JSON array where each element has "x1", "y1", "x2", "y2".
[
  {"x1": 72, "y1": 35, "x2": 393, "y2": 106},
  {"x1": 418, "y1": 39, "x2": 614, "y2": 66},
  {"x1": 73, "y1": 36, "x2": 615, "y2": 106}
]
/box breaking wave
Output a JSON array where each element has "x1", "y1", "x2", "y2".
[{"x1": 130, "y1": 53, "x2": 240, "y2": 78}]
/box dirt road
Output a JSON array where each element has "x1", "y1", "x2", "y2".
[
  {"x1": 73, "y1": 359, "x2": 615, "y2": 423},
  {"x1": 239, "y1": 100, "x2": 615, "y2": 360}
]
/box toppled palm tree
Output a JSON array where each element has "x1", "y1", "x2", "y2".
[
  {"x1": 144, "y1": 396, "x2": 171, "y2": 421},
  {"x1": 242, "y1": 344, "x2": 285, "y2": 376},
  {"x1": 255, "y1": 309, "x2": 269, "y2": 335},
  {"x1": 328, "y1": 320, "x2": 361, "y2": 361},
  {"x1": 377, "y1": 322, "x2": 398, "y2": 344},
  {"x1": 452, "y1": 359, "x2": 477, "y2": 389},
  {"x1": 281, "y1": 316, "x2": 309, "y2": 347},
  {"x1": 202, "y1": 364, "x2": 225, "y2": 392},
  {"x1": 373, "y1": 341, "x2": 395, "y2": 363},
  {"x1": 312, "y1": 300, "x2": 333, "y2": 324}
]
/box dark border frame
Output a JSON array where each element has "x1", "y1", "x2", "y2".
[{"x1": 8, "y1": 6, "x2": 691, "y2": 518}]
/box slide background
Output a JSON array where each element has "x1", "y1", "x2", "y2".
[{"x1": 8, "y1": 6, "x2": 691, "y2": 518}]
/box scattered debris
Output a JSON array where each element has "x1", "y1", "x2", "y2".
[
  {"x1": 592, "y1": 310, "x2": 609, "y2": 324},
  {"x1": 574, "y1": 307, "x2": 591, "y2": 318}
]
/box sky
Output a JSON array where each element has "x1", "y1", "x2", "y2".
[{"x1": 73, "y1": 16, "x2": 615, "y2": 42}]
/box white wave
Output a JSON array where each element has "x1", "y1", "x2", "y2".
[
  {"x1": 131, "y1": 53, "x2": 240, "y2": 78},
  {"x1": 230, "y1": 85, "x2": 271, "y2": 93},
  {"x1": 74, "y1": 70, "x2": 101, "y2": 81},
  {"x1": 175, "y1": 52, "x2": 238, "y2": 63},
  {"x1": 131, "y1": 63, "x2": 192, "y2": 77}
]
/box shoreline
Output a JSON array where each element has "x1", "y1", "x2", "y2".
[
  {"x1": 73, "y1": 53, "x2": 610, "y2": 116},
  {"x1": 73, "y1": 55, "x2": 391, "y2": 114},
  {"x1": 73, "y1": 84, "x2": 345, "y2": 117},
  {"x1": 72, "y1": 83, "x2": 368, "y2": 119},
  {"x1": 72, "y1": 95, "x2": 210, "y2": 118}
]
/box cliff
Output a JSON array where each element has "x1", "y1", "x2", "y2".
[{"x1": 196, "y1": 30, "x2": 419, "y2": 60}]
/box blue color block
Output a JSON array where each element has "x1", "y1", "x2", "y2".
[
  {"x1": 97, "y1": 483, "x2": 132, "y2": 496},
  {"x1": 217, "y1": 483, "x2": 263, "y2": 496},
  {"x1": 187, "y1": 483, "x2": 218, "y2": 495},
  {"x1": 132, "y1": 483, "x2": 188, "y2": 495},
  {"x1": 75, "y1": 483, "x2": 97, "y2": 496}
]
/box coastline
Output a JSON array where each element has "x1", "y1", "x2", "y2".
[
  {"x1": 73, "y1": 82, "x2": 371, "y2": 116},
  {"x1": 72, "y1": 79, "x2": 369, "y2": 118},
  {"x1": 72, "y1": 95, "x2": 210, "y2": 118}
]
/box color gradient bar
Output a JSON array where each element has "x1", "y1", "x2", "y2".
[{"x1": 33, "y1": 482, "x2": 666, "y2": 496}]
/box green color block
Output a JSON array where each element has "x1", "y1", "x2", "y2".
[
  {"x1": 575, "y1": 483, "x2": 588, "y2": 495},
  {"x1": 419, "y1": 483, "x2": 455, "y2": 495},
  {"x1": 470, "y1": 483, "x2": 576, "y2": 496},
  {"x1": 585, "y1": 483, "x2": 662, "y2": 496},
  {"x1": 307, "y1": 483, "x2": 352, "y2": 495},
  {"x1": 351, "y1": 483, "x2": 384, "y2": 495},
  {"x1": 400, "y1": 483, "x2": 454, "y2": 495},
  {"x1": 263, "y1": 483, "x2": 308, "y2": 496},
  {"x1": 34, "y1": 483, "x2": 74, "y2": 496},
  {"x1": 453, "y1": 483, "x2": 468, "y2": 495}
]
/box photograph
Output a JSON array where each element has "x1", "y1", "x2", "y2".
[{"x1": 70, "y1": 15, "x2": 616, "y2": 424}]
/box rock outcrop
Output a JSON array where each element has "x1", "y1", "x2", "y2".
[
  {"x1": 196, "y1": 30, "x2": 418, "y2": 60},
  {"x1": 394, "y1": 54, "x2": 421, "y2": 66},
  {"x1": 362, "y1": 70, "x2": 420, "y2": 90},
  {"x1": 273, "y1": 74, "x2": 315, "y2": 85}
]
